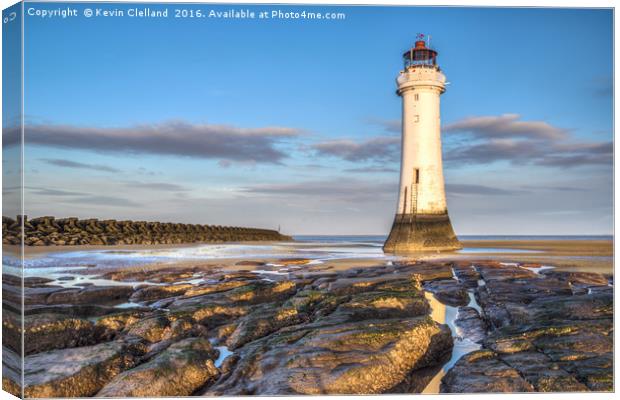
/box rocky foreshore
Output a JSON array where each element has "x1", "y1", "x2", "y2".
[
  {"x1": 441, "y1": 262, "x2": 613, "y2": 393},
  {"x1": 2, "y1": 216, "x2": 291, "y2": 246},
  {"x1": 1, "y1": 259, "x2": 613, "y2": 396}
]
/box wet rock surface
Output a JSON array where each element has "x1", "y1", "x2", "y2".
[
  {"x1": 96, "y1": 338, "x2": 219, "y2": 397},
  {"x1": 7, "y1": 262, "x2": 460, "y2": 397},
  {"x1": 423, "y1": 279, "x2": 469, "y2": 306},
  {"x1": 3, "y1": 259, "x2": 613, "y2": 396},
  {"x1": 47, "y1": 286, "x2": 134, "y2": 305},
  {"x1": 22, "y1": 313, "x2": 102, "y2": 354},
  {"x1": 454, "y1": 306, "x2": 486, "y2": 344},
  {"x1": 442, "y1": 350, "x2": 536, "y2": 393},
  {"x1": 206, "y1": 316, "x2": 451, "y2": 395},
  {"x1": 22, "y1": 341, "x2": 142, "y2": 398},
  {"x1": 441, "y1": 261, "x2": 613, "y2": 393}
]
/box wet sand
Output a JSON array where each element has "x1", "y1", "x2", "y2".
[
  {"x1": 454, "y1": 239, "x2": 613, "y2": 274},
  {"x1": 463, "y1": 239, "x2": 612, "y2": 256},
  {"x1": 6, "y1": 239, "x2": 613, "y2": 275},
  {"x1": 5, "y1": 241, "x2": 292, "y2": 258}
]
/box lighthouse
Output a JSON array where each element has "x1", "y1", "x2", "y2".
[{"x1": 383, "y1": 36, "x2": 461, "y2": 253}]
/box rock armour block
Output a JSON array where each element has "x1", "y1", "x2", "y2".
[{"x1": 2, "y1": 215, "x2": 292, "y2": 246}]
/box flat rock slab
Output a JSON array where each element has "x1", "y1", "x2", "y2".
[
  {"x1": 101, "y1": 268, "x2": 197, "y2": 283},
  {"x1": 423, "y1": 279, "x2": 469, "y2": 306},
  {"x1": 543, "y1": 271, "x2": 610, "y2": 287},
  {"x1": 454, "y1": 306, "x2": 486, "y2": 343},
  {"x1": 24, "y1": 303, "x2": 129, "y2": 318},
  {"x1": 499, "y1": 351, "x2": 588, "y2": 392},
  {"x1": 395, "y1": 262, "x2": 454, "y2": 282},
  {"x1": 335, "y1": 289, "x2": 430, "y2": 321},
  {"x1": 130, "y1": 284, "x2": 192, "y2": 302},
  {"x1": 503, "y1": 292, "x2": 612, "y2": 328},
  {"x1": 442, "y1": 261, "x2": 613, "y2": 393},
  {"x1": 225, "y1": 304, "x2": 303, "y2": 350},
  {"x1": 222, "y1": 281, "x2": 297, "y2": 304},
  {"x1": 123, "y1": 312, "x2": 203, "y2": 344},
  {"x1": 2, "y1": 346, "x2": 22, "y2": 397},
  {"x1": 182, "y1": 280, "x2": 249, "y2": 298},
  {"x1": 23, "y1": 341, "x2": 139, "y2": 398},
  {"x1": 476, "y1": 264, "x2": 536, "y2": 283},
  {"x1": 96, "y1": 338, "x2": 219, "y2": 397},
  {"x1": 23, "y1": 313, "x2": 100, "y2": 354},
  {"x1": 207, "y1": 316, "x2": 452, "y2": 395},
  {"x1": 441, "y1": 350, "x2": 534, "y2": 393},
  {"x1": 452, "y1": 264, "x2": 481, "y2": 288},
  {"x1": 46, "y1": 286, "x2": 133, "y2": 305},
  {"x1": 5, "y1": 285, "x2": 62, "y2": 306}
]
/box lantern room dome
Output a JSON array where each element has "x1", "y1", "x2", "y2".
[{"x1": 403, "y1": 37, "x2": 438, "y2": 70}]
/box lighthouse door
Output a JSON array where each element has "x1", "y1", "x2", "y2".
[{"x1": 410, "y1": 169, "x2": 419, "y2": 214}]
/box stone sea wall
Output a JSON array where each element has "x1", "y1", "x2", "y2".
[{"x1": 2, "y1": 215, "x2": 292, "y2": 246}]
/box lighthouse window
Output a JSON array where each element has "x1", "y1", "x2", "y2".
[
  {"x1": 415, "y1": 169, "x2": 420, "y2": 184},
  {"x1": 414, "y1": 115, "x2": 420, "y2": 123},
  {"x1": 414, "y1": 94, "x2": 419, "y2": 101}
]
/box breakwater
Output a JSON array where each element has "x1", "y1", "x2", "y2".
[{"x1": 2, "y1": 215, "x2": 292, "y2": 246}]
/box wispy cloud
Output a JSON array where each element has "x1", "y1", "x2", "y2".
[
  {"x1": 521, "y1": 185, "x2": 587, "y2": 193},
  {"x1": 122, "y1": 181, "x2": 189, "y2": 191},
  {"x1": 41, "y1": 158, "x2": 120, "y2": 173},
  {"x1": 240, "y1": 178, "x2": 396, "y2": 202},
  {"x1": 30, "y1": 187, "x2": 87, "y2": 197},
  {"x1": 5, "y1": 121, "x2": 301, "y2": 164},
  {"x1": 312, "y1": 137, "x2": 399, "y2": 162},
  {"x1": 366, "y1": 118, "x2": 401, "y2": 133},
  {"x1": 344, "y1": 166, "x2": 398, "y2": 173},
  {"x1": 444, "y1": 135, "x2": 611, "y2": 168},
  {"x1": 590, "y1": 75, "x2": 612, "y2": 97},
  {"x1": 443, "y1": 114, "x2": 568, "y2": 141},
  {"x1": 534, "y1": 142, "x2": 613, "y2": 167},
  {"x1": 446, "y1": 183, "x2": 527, "y2": 196},
  {"x1": 79, "y1": 195, "x2": 141, "y2": 207},
  {"x1": 24, "y1": 186, "x2": 141, "y2": 207},
  {"x1": 315, "y1": 114, "x2": 609, "y2": 170},
  {"x1": 443, "y1": 114, "x2": 610, "y2": 168},
  {"x1": 136, "y1": 167, "x2": 161, "y2": 176}
]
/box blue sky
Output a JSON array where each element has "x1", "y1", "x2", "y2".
[{"x1": 8, "y1": 3, "x2": 613, "y2": 235}]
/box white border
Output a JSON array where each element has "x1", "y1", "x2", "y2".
[{"x1": 0, "y1": 1, "x2": 615, "y2": 400}]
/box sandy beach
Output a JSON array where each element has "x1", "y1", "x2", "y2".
[
  {"x1": 6, "y1": 238, "x2": 613, "y2": 274},
  {"x1": 447, "y1": 239, "x2": 613, "y2": 274}
]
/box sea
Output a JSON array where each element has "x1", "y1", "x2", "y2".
[{"x1": 295, "y1": 235, "x2": 613, "y2": 242}]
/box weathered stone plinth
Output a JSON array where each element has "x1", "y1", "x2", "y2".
[{"x1": 383, "y1": 213, "x2": 461, "y2": 253}]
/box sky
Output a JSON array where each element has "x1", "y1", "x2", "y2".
[{"x1": 3, "y1": 3, "x2": 613, "y2": 235}]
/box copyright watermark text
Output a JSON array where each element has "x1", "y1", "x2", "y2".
[{"x1": 25, "y1": 6, "x2": 347, "y2": 21}]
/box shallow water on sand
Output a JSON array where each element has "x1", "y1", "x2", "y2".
[
  {"x1": 4, "y1": 238, "x2": 393, "y2": 276},
  {"x1": 4, "y1": 234, "x2": 610, "y2": 276},
  {"x1": 458, "y1": 247, "x2": 540, "y2": 254}
]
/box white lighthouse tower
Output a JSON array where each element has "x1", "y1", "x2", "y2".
[{"x1": 384, "y1": 36, "x2": 461, "y2": 253}]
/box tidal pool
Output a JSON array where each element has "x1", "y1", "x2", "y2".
[{"x1": 421, "y1": 289, "x2": 482, "y2": 393}]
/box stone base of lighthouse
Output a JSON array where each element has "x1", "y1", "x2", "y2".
[{"x1": 383, "y1": 213, "x2": 461, "y2": 253}]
